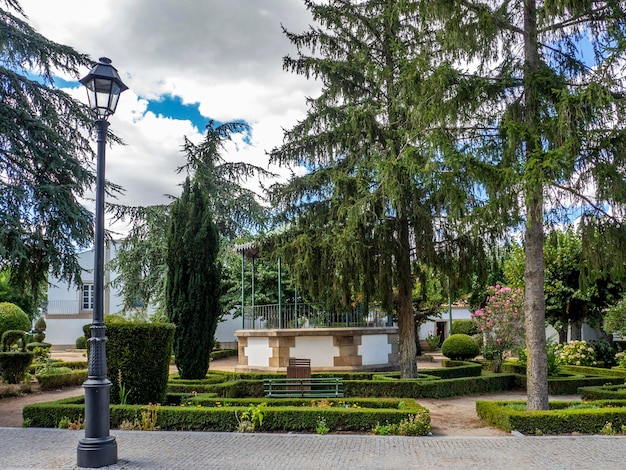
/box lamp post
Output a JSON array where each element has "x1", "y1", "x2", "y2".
[{"x1": 77, "y1": 57, "x2": 128, "y2": 469}]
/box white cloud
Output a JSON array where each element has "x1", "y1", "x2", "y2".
[{"x1": 18, "y1": 0, "x2": 319, "y2": 230}]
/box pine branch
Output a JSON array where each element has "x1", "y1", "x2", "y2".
[{"x1": 551, "y1": 182, "x2": 618, "y2": 222}]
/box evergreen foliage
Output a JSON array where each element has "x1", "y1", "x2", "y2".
[
  {"x1": 106, "y1": 321, "x2": 175, "y2": 405},
  {"x1": 422, "y1": 0, "x2": 626, "y2": 409},
  {"x1": 0, "y1": 1, "x2": 121, "y2": 298},
  {"x1": 108, "y1": 121, "x2": 270, "y2": 315},
  {"x1": 441, "y1": 334, "x2": 480, "y2": 360},
  {"x1": 0, "y1": 302, "x2": 30, "y2": 338},
  {"x1": 269, "y1": 0, "x2": 488, "y2": 378},
  {"x1": 166, "y1": 178, "x2": 221, "y2": 380}
]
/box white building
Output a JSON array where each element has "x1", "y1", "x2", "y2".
[
  {"x1": 45, "y1": 242, "x2": 239, "y2": 349},
  {"x1": 45, "y1": 242, "x2": 124, "y2": 347}
]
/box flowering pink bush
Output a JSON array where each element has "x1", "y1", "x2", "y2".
[{"x1": 471, "y1": 285, "x2": 525, "y2": 369}]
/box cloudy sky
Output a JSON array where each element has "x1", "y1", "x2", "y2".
[{"x1": 18, "y1": 0, "x2": 320, "y2": 233}]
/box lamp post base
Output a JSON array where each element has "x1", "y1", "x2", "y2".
[
  {"x1": 77, "y1": 436, "x2": 118, "y2": 468},
  {"x1": 77, "y1": 378, "x2": 117, "y2": 468}
]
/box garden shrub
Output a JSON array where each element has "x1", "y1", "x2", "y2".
[
  {"x1": 33, "y1": 316, "x2": 46, "y2": 343},
  {"x1": 0, "y1": 351, "x2": 34, "y2": 383},
  {"x1": 0, "y1": 303, "x2": 30, "y2": 339},
  {"x1": 579, "y1": 385, "x2": 626, "y2": 401},
  {"x1": 441, "y1": 334, "x2": 480, "y2": 360},
  {"x1": 451, "y1": 319, "x2": 478, "y2": 336},
  {"x1": 514, "y1": 373, "x2": 624, "y2": 395},
  {"x1": 23, "y1": 396, "x2": 431, "y2": 435},
  {"x1": 555, "y1": 340, "x2": 597, "y2": 366},
  {"x1": 105, "y1": 321, "x2": 175, "y2": 405},
  {"x1": 75, "y1": 336, "x2": 87, "y2": 349},
  {"x1": 589, "y1": 337, "x2": 618, "y2": 367},
  {"x1": 36, "y1": 368, "x2": 87, "y2": 390},
  {"x1": 476, "y1": 399, "x2": 626, "y2": 435}
]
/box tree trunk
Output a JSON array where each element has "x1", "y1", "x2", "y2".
[
  {"x1": 524, "y1": 190, "x2": 548, "y2": 410},
  {"x1": 523, "y1": 0, "x2": 549, "y2": 411},
  {"x1": 397, "y1": 214, "x2": 417, "y2": 378}
]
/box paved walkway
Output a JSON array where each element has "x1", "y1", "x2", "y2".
[
  {"x1": 2, "y1": 351, "x2": 618, "y2": 469},
  {"x1": 1, "y1": 427, "x2": 625, "y2": 469}
]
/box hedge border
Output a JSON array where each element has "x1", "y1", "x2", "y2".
[
  {"x1": 476, "y1": 399, "x2": 626, "y2": 435},
  {"x1": 23, "y1": 396, "x2": 430, "y2": 434}
]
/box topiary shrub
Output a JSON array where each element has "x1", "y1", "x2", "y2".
[
  {"x1": 0, "y1": 302, "x2": 31, "y2": 339},
  {"x1": 75, "y1": 336, "x2": 87, "y2": 349},
  {"x1": 441, "y1": 334, "x2": 480, "y2": 360},
  {"x1": 451, "y1": 319, "x2": 478, "y2": 336},
  {"x1": 33, "y1": 316, "x2": 46, "y2": 342},
  {"x1": 104, "y1": 321, "x2": 175, "y2": 405}
]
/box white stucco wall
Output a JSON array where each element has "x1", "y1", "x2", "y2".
[
  {"x1": 45, "y1": 318, "x2": 89, "y2": 346},
  {"x1": 293, "y1": 336, "x2": 337, "y2": 367},
  {"x1": 245, "y1": 336, "x2": 273, "y2": 367},
  {"x1": 359, "y1": 334, "x2": 391, "y2": 365}
]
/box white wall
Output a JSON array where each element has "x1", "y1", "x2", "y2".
[
  {"x1": 292, "y1": 336, "x2": 337, "y2": 367},
  {"x1": 359, "y1": 334, "x2": 391, "y2": 365},
  {"x1": 245, "y1": 337, "x2": 272, "y2": 367},
  {"x1": 420, "y1": 307, "x2": 472, "y2": 340},
  {"x1": 46, "y1": 318, "x2": 88, "y2": 346}
]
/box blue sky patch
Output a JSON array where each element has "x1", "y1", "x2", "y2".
[{"x1": 146, "y1": 94, "x2": 208, "y2": 131}]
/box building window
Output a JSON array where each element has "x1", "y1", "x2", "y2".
[{"x1": 82, "y1": 284, "x2": 94, "y2": 311}]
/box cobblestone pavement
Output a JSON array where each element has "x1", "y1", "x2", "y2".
[{"x1": 1, "y1": 428, "x2": 625, "y2": 470}]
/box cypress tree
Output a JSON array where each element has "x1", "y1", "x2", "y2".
[{"x1": 166, "y1": 178, "x2": 221, "y2": 379}]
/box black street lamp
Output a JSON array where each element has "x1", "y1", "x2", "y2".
[{"x1": 77, "y1": 57, "x2": 128, "y2": 469}]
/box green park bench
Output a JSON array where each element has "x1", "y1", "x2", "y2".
[{"x1": 264, "y1": 377, "x2": 344, "y2": 398}]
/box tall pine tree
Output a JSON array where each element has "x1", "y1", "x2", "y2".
[
  {"x1": 422, "y1": 0, "x2": 626, "y2": 408},
  {"x1": 166, "y1": 177, "x2": 221, "y2": 379},
  {"x1": 270, "y1": 0, "x2": 486, "y2": 378},
  {"x1": 1, "y1": 0, "x2": 116, "y2": 300},
  {"x1": 109, "y1": 120, "x2": 271, "y2": 315}
]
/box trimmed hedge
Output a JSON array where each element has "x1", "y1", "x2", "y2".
[
  {"x1": 513, "y1": 374, "x2": 624, "y2": 395},
  {"x1": 476, "y1": 399, "x2": 626, "y2": 435},
  {"x1": 209, "y1": 349, "x2": 238, "y2": 361},
  {"x1": 441, "y1": 334, "x2": 480, "y2": 360},
  {"x1": 579, "y1": 385, "x2": 626, "y2": 401},
  {"x1": 23, "y1": 396, "x2": 430, "y2": 434},
  {"x1": 562, "y1": 365, "x2": 626, "y2": 377},
  {"x1": 104, "y1": 322, "x2": 175, "y2": 405},
  {"x1": 0, "y1": 351, "x2": 33, "y2": 383},
  {"x1": 36, "y1": 369, "x2": 87, "y2": 391},
  {"x1": 343, "y1": 374, "x2": 517, "y2": 399},
  {"x1": 0, "y1": 303, "x2": 30, "y2": 339}
]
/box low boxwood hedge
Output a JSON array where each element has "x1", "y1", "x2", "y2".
[
  {"x1": 36, "y1": 369, "x2": 87, "y2": 391},
  {"x1": 476, "y1": 399, "x2": 626, "y2": 435},
  {"x1": 344, "y1": 374, "x2": 517, "y2": 398},
  {"x1": 562, "y1": 365, "x2": 626, "y2": 377},
  {"x1": 513, "y1": 374, "x2": 624, "y2": 395},
  {"x1": 579, "y1": 384, "x2": 626, "y2": 401},
  {"x1": 23, "y1": 395, "x2": 430, "y2": 434}
]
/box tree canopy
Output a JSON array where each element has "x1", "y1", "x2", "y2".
[
  {"x1": 108, "y1": 121, "x2": 271, "y2": 315},
  {"x1": 269, "y1": 0, "x2": 488, "y2": 378},
  {"x1": 166, "y1": 177, "x2": 221, "y2": 379},
  {"x1": 422, "y1": 0, "x2": 626, "y2": 409},
  {"x1": 1, "y1": 0, "x2": 117, "y2": 302}
]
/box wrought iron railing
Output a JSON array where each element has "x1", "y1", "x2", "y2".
[{"x1": 239, "y1": 303, "x2": 392, "y2": 329}]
